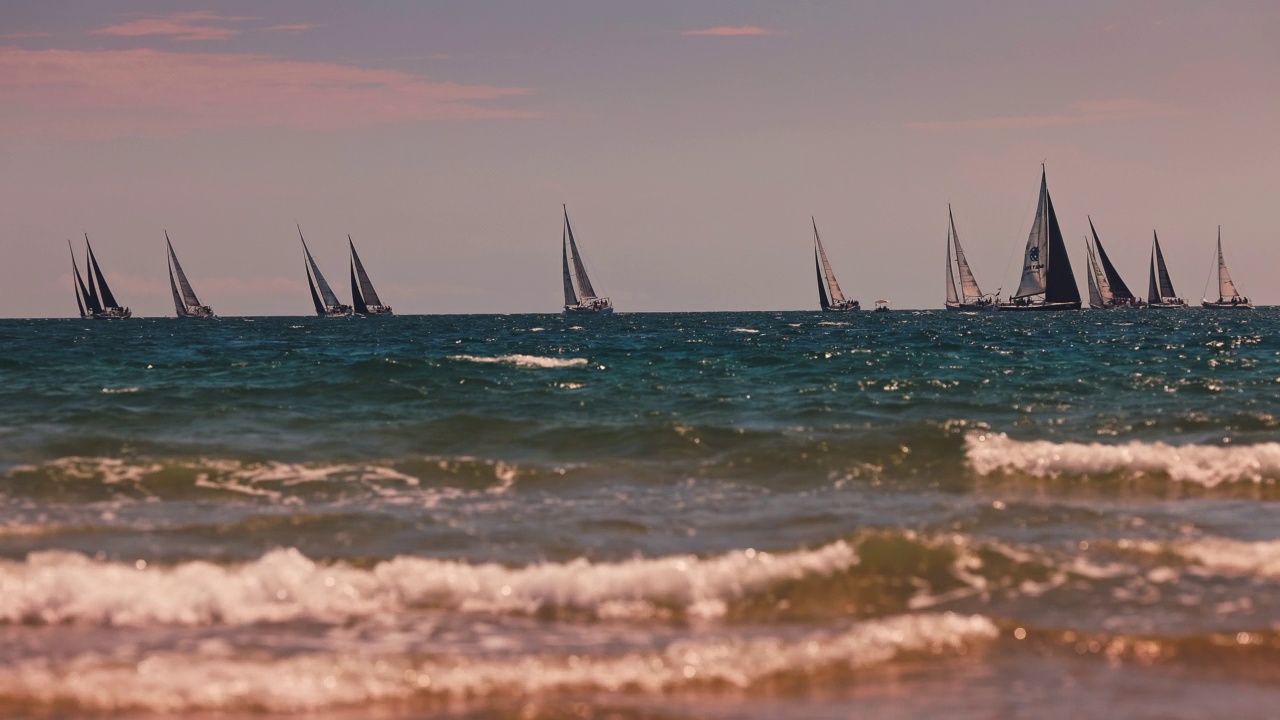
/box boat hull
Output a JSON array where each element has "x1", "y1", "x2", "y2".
[
  {"x1": 92, "y1": 308, "x2": 132, "y2": 320},
  {"x1": 1201, "y1": 300, "x2": 1253, "y2": 309},
  {"x1": 565, "y1": 306, "x2": 614, "y2": 315},
  {"x1": 1147, "y1": 302, "x2": 1189, "y2": 309},
  {"x1": 318, "y1": 305, "x2": 353, "y2": 317},
  {"x1": 177, "y1": 306, "x2": 214, "y2": 318},
  {"x1": 997, "y1": 300, "x2": 1081, "y2": 312},
  {"x1": 359, "y1": 306, "x2": 394, "y2": 316},
  {"x1": 822, "y1": 302, "x2": 860, "y2": 312},
  {"x1": 945, "y1": 302, "x2": 999, "y2": 312},
  {"x1": 1089, "y1": 299, "x2": 1146, "y2": 310}
]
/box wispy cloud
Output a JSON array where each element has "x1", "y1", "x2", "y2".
[
  {"x1": 90, "y1": 12, "x2": 251, "y2": 42},
  {"x1": 908, "y1": 98, "x2": 1190, "y2": 130},
  {"x1": 0, "y1": 48, "x2": 536, "y2": 138},
  {"x1": 261, "y1": 23, "x2": 319, "y2": 34},
  {"x1": 1, "y1": 31, "x2": 53, "y2": 39},
  {"x1": 681, "y1": 26, "x2": 775, "y2": 37}
]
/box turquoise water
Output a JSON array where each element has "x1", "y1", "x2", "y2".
[{"x1": 0, "y1": 311, "x2": 1277, "y2": 718}]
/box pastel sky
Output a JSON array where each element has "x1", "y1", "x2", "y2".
[{"x1": 3, "y1": 1, "x2": 1278, "y2": 316}]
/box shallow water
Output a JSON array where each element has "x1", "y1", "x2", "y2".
[{"x1": 0, "y1": 311, "x2": 1277, "y2": 718}]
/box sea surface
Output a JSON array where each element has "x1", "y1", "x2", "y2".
[{"x1": 0, "y1": 311, "x2": 1277, "y2": 719}]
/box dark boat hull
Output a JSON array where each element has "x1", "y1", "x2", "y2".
[
  {"x1": 945, "y1": 302, "x2": 998, "y2": 312},
  {"x1": 998, "y1": 300, "x2": 1081, "y2": 312}
]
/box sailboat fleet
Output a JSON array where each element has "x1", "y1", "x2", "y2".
[{"x1": 62, "y1": 171, "x2": 1257, "y2": 317}]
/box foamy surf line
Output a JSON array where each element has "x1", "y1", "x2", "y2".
[
  {"x1": 0, "y1": 541, "x2": 859, "y2": 627},
  {"x1": 966, "y1": 433, "x2": 1280, "y2": 486},
  {"x1": 449, "y1": 354, "x2": 589, "y2": 369},
  {"x1": 0, "y1": 613, "x2": 996, "y2": 712}
]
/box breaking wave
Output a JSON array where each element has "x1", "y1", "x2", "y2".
[
  {"x1": 449, "y1": 354, "x2": 589, "y2": 369},
  {"x1": 0, "y1": 541, "x2": 859, "y2": 627},
  {"x1": 0, "y1": 613, "x2": 997, "y2": 712},
  {"x1": 965, "y1": 433, "x2": 1280, "y2": 487}
]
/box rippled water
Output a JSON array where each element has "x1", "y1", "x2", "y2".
[{"x1": 0, "y1": 311, "x2": 1277, "y2": 718}]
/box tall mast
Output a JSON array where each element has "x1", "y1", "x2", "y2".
[{"x1": 562, "y1": 207, "x2": 578, "y2": 306}]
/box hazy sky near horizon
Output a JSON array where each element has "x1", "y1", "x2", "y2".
[{"x1": 2, "y1": 1, "x2": 1278, "y2": 316}]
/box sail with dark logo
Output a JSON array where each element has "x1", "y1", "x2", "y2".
[{"x1": 999, "y1": 167, "x2": 1080, "y2": 311}]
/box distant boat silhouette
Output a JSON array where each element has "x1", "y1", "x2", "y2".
[
  {"x1": 1147, "y1": 231, "x2": 1187, "y2": 308},
  {"x1": 999, "y1": 167, "x2": 1081, "y2": 311},
  {"x1": 348, "y1": 236, "x2": 392, "y2": 315},
  {"x1": 1202, "y1": 227, "x2": 1251, "y2": 309},
  {"x1": 812, "y1": 218, "x2": 859, "y2": 312},
  {"x1": 71, "y1": 235, "x2": 131, "y2": 319},
  {"x1": 1084, "y1": 218, "x2": 1143, "y2": 309},
  {"x1": 166, "y1": 232, "x2": 213, "y2": 318},
  {"x1": 561, "y1": 206, "x2": 613, "y2": 314},
  {"x1": 944, "y1": 205, "x2": 998, "y2": 311},
  {"x1": 298, "y1": 226, "x2": 352, "y2": 317}
]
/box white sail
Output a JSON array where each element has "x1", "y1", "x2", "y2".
[
  {"x1": 945, "y1": 229, "x2": 959, "y2": 305},
  {"x1": 813, "y1": 220, "x2": 847, "y2": 304},
  {"x1": 1013, "y1": 174, "x2": 1049, "y2": 298},
  {"x1": 1086, "y1": 239, "x2": 1109, "y2": 308},
  {"x1": 949, "y1": 208, "x2": 982, "y2": 301},
  {"x1": 1216, "y1": 231, "x2": 1240, "y2": 299}
]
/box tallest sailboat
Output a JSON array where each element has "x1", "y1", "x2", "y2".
[{"x1": 1000, "y1": 166, "x2": 1081, "y2": 311}]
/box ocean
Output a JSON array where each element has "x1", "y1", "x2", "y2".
[{"x1": 0, "y1": 311, "x2": 1277, "y2": 719}]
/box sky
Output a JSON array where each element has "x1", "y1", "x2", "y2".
[{"x1": 2, "y1": 1, "x2": 1278, "y2": 316}]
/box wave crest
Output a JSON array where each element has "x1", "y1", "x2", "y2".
[
  {"x1": 966, "y1": 433, "x2": 1280, "y2": 486},
  {"x1": 449, "y1": 354, "x2": 589, "y2": 369}
]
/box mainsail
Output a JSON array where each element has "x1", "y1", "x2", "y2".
[
  {"x1": 299, "y1": 226, "x2": 342, "y2": 309},
  {"x1": 944, "y1": 229, "x2": 959, "y2": 306},
  {"x1": 813, "y1": 218, "x2": 847, "y2": 304},
  {"x1": 563, "y1": 207, "x2": 598, "y2": 300},
  {"x1": 1088, "y1": 218, "x2": 1134, "y2": 301},
  {"x1": 348, "y1": 236, "x2": 384, "y2": 314},
  {"x1": 1013, "y1": 168, "x2": 1079, "y2": 304},
  {"x1": 1086, "y1": 238, "x2": 1110, "y2": 307},
  {"x1": 1215, "y1": 228, "x2": 1240, "y2": 299},
  {"x1": 69, "y1": 240, "x2": 93, "y2": 317},
  {"x1": 562, "y1": 220, "x2": 578, "y2": 307},
  {"x1": 948, "y1": 206, "x2": 984, "y2": 302},
  {"x1": 166, "y1": 232, "x2": 203, "y2": 312},
  {"x1": 86, "y1": 235, "x2": 122, "y2": 310},
  {"x1": 1148, "y1": 231, "x2": 1177, "y2": 303}
]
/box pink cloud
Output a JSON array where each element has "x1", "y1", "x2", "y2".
[
  {"x1": 90, "y1": 12, "x2": 251, "y2": 42},
  {"x1": 1, "y1": 31, "x2": 53, "y2": 39},
  {"x1": 681, "y1": 26, "x2": 775, "y2": 37},
  {"x1": 261, "y1": 24, "x2": 319, "y2": 34},
  {"x1": 908, "y1": 98, "x2": 1190, "y2": 130},
  {"x1": 0, "y1": 47, "x2": 536, "y2": 138}
]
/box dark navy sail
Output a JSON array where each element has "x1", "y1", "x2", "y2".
[
  {"x1": 299, "y1": 226, "x2": 352, "y2": 317},
  {"x1": 348, "y1": 236, "x2": 391, "y2": 315},
  {"x1": 812, "y1": 218, "x2": 858, "y2": 312},
  {"x1": 82, "y1": 235, "x2": 131, "y2": 319}
]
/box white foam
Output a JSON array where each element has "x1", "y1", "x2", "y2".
[
  {"x1": 100, "y1": 386, "x2": 139, "y2": 394},
  {"x1": 0, "y1": 613, "x2": 995, "y2": 712},
  {"x1": 965, "y1": 432, "x2": 1280, "y2": 486},
  {"x1": 0, "y1": 541, "x2": 860, "y2": 627},
  {"x1": 731, "y1": 328, "x2": 760, "y2": 334},
  {"x1": 449, "y1": 354, "x2": 589, "y2": 369},
  {"x1": 1175, "y1": 537, "x2": 1280, "y2": 578}
]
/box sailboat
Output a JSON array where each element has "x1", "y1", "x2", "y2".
[
  {"x1": 298, "y1": 226, "x2": 352, "y2": 317},
  {"x1": 561, "y1": 206, "x2": 613, "y2": 314},
  {"x1": 348, "y1": 236, "x2": 392, "y2": 315},
  {"x1": 1084, "y1": 218, "x2": 1143, "y2": 309},
  {"x1": 812, "y1": 218, "x2": 859, "y2": 312},
  {"x1": 1147, "y1": 231, "x2": 1187, "y2": 309},
  {"x1": 1202, "y1": 227, "x2": 1252, "y2": 309},
  {"x1": 166, "y1": 232, "x2": 213, "y2": 318},
  {"x1": 71, "y1": 235, "x2": 131, "y2": 319},
  {"x1": 944, "y1": 205, "x2": 999, "y2": 311},
  {"x1": 999, "y1": 167, "x2": 1081, "y2": 311}
]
